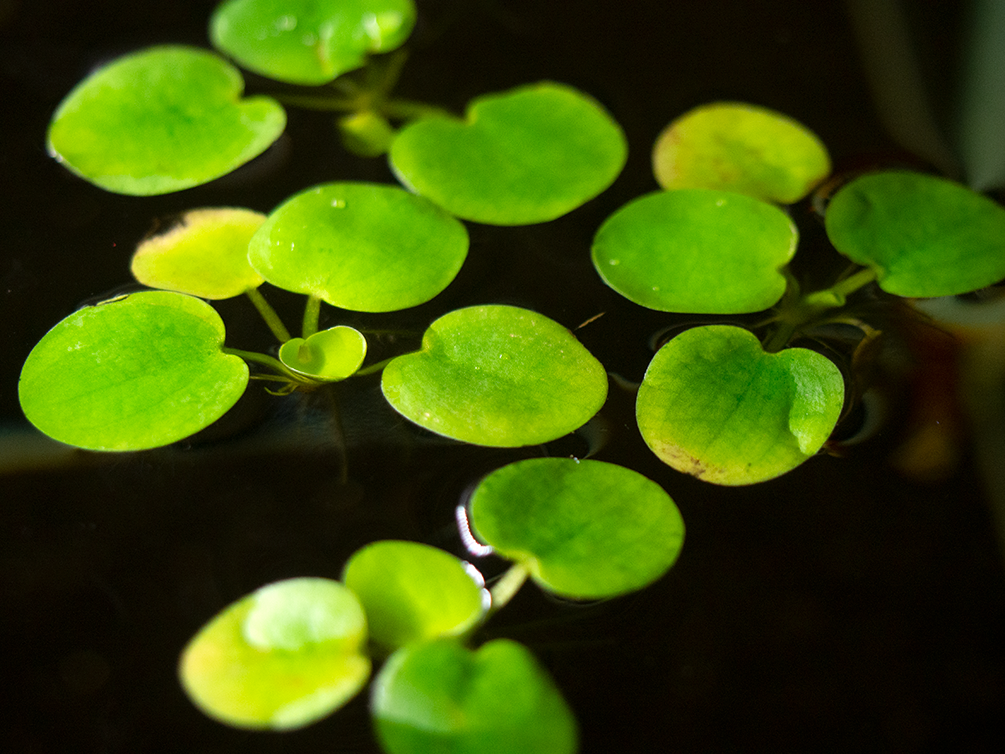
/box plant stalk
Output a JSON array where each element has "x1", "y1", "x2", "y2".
[
  {"x1": 488, "y1": 563, "x2": 529, "y2": 614},
  {"x1": 245, "y1": 288, "x2": 292, "y2": 342},
  {"x1": 302, "y1": 295, "x2": 322, "y2": 339}
]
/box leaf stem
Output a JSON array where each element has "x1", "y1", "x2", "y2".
[
  {"x1": 487, "y1": 563, "x2": 529, "y2": 615},
  {"x1": 245, "y1": 288, "x2": 292, "y2": 343},
  {"x1": 302, "y1": 295, "x2": 322, "y2": 339},
  {"x1": 222, "y1": 347, "x2": 308, "y2": 383}
]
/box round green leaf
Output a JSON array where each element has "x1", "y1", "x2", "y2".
[
  {"x1": 652, "y1": 102, "x2": 831, "y2": 204},
  {"x1": 380, "y1": 305, "x2": 608, "y2": 446},
  {"x1": 342, "y1": 541, "x2": 486, "y2": 652},
  {"x1": 389, "y1": 82, "x2": 628, "y2": 225},
  {"x1": 469, "y1": 458, "x2": 685, "y2": 599},
  {"x1": 210, "y1": 0, "x2": 416, "y2": 85},
  {"x1": 637, "y1": 325, "x2": 844, "y2": 486},
  {"x1": 248, "y1": 182, "x2": 468, "y2": 311},
  {"x1": 131, "y1": 208, "x2": 266, "y2": 299},
  {"x1": 372, "y1": 639, "x2": 577, "y2": 754},
  {"x1": 279, "y1": 326, "x2": 367, "y2": 381},
  {"x1": 592, "y1": 189, "x2": 798, "y2": 313},
  {"x1": 824, "y1": 170, "x2": 1005, "y2": 297},
  {"x1": 18, "y1": 291, "x2": 249, "y2": 451},
  {"x1": 47, "y1": 46, "x2": 286, "y2": 196},
  {"x1": 179, "y1": 578, "x2": 370, "y2": 730}
]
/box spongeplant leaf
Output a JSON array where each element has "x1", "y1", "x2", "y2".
[
  {"x1": 372, "y1": 639, "x2": 577, "y2": 754},
  {"x1": 248, "y1": 182, "x2": 468, "y2": 311},
  {"x1": 380, "y1": 305, "x2": 608, "y2": 446},
  {"x1": 637, "y1": 325, "x2": 844, "y2": 486},
  {"x1": 342, "y1": 541, "x2": 486, "y2": 652},
  {"x1": 47, "y1": 46, "x2": 285, "y2": 195},
  {"x1": 18, "y1": 291, "x2": 248, "y2": 451},
  {"x1": 131, "y1": 208, "x2": 266, "y2": 299},
  {"x1": 592, "y1": 188, "x2": 798, "y2": 313},
  {"x1": 210, "y1": 0, "x2": 416, "y2": 85},
  {"x1": 652, "y1": 102, "x2": 831, "y2": 203},
  {"x1": 469, "y1": 458, "x2": 685, "y2": 599},
  {"x1": 179, "y1": 578, "x2": 370, "y2": 730},
  {"x1": 389, "y1": 81, "x2": 627, "y2": 225},
  {"x1": 824, "y1": 170, "x2": 1005, "y2": 296},
  {"x1": 278, "y1": 326, "x2": 367, "y2": 382}
]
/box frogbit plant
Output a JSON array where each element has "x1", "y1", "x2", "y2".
[{"x1": 17, "y1": 0, "x2": 1005, "y2": 752}]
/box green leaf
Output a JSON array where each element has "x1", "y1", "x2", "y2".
[
  {"x1": 342, "y1": 541, "x2": 486, "y2": 652},
  {"x1": 210, "y1": 0, "x2": 416, "y2": 85},
  {"x1": 248, "y1": 182, "x2": 468, "y2": 311},
  {"x1": 278, "y1": 326, "x2": 367, "y2": 382},
  {"x1": 380, "y1": 305, "x2": 608, "y2": 446},
  {"x1": 824, "y1": 170, "x2": 1005, "y2": 296},
  {"x1": 179, "y1": 578, "x2": 370, "y2": 730},
  {"x1": 372, "y1": 639, "x2": 577, "y2": 754},
  {"x1": 652, "y1": 102, "x2": 831, "y2": 204},
  {"x1": 18, "y1": 291, "x2": 248, "y2": 451},
  {"x1": 636, "y1": 325, "x2": 844, "y2": 485},
  {"x1": 131, "y1": 208, "x2": 266, "y2": 299},
  {"x1": 47, "y1": 46, "x2": 286, "y2": 195},
  {"x1": 469, "y1": 458, "x2": 685, "y2": 599},
  {"x1": 592, "y1": 189, "x2": 798, "y2": 314},
  {"x1": 389, "y1": 82, "x2": 627, "y2": 225}
]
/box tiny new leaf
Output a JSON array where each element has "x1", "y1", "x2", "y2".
[
  {"x1": 279, "y1": 326, "x2": 368, "y2": 382},
  {"x1": 637, "y1": 325, "x2": 844, "y2": 485},
  {"x1": 47, "y1": 46, "x2": 286, "y2": 195}
]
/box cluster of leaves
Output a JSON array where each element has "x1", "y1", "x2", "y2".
[{"x1": 16, "y1": 0, "x2": 1005, "y2": 751}]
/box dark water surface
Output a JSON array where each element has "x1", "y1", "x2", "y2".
[{"x1": 3, "y1": 1, "x2": 1004, "y2": 752}]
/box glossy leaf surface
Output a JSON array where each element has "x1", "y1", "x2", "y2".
[
  {"x1": 824, "y1": 170, "x2": 1005, "y2": 296},
  {"x1": 637, "y1": 325, "x2": 844, "y2": 485},
  {"x1": 211, "y1": 0, "x2": 416, "y2": 85},
  {"x1": 342, "y1": 541, "x2": 486, "y2": 652},
  {"x1": 652, "y1": 102, "x2": 831, "y2": 203},
  {"x1": 381, "y1": 305, "x2": 608, "y2": 446},
  {"x1": 469, "y1": 458, "x2": 685, "y2": 599},
  {"x1": 131, "y1": 208, "x2": 266, "y2": 299},
  {"x1": 179, "y1": 578, "x2": 370, "y2": 730},
  {"x1": 279, "y1": 326, "x2": 367, "y2": 381},
  {"x1": 372, "y1": 639, "x2": 577, "y2": 754},
  {"x1": 47, "y1": 46, "x2": 285, "y2": 195},
  {"x1": 248, "y1": 182, "x2": 468, "y2": 311},
  {"x1": 19, "y1": 292, "x2": 248, "y2": 451},
  {"x1": 389, "y1": 82, "x2": 627, "y2": 224},
  {"x1": 592, "y1": 188, "x2": 798, "y2": 313}
]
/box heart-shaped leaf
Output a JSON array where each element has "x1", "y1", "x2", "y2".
[
  {"x1": 47, "y1": 46, "x2": 286, "y2": 195},
  {"x1": 211, "y1": 0, "x2": 416, "y2": 85},
  {"x1": 248, "y1": 182, "x2": 468, "y2": 311},
  {"x1": 824, "y1": 170, "x2": 1005, "y2": 296},
  {"x1": 19, "y1": 291, "x2": 248, "y2": 451},
  {"x1": 342, "y1": 541, "x2": 486, "y2": 652},
  {"x1": 278, "y1": 326, "x2": 367, "y2": 381},
  {"x1": 652, "y1": 102, "x2": 831, "y2": 204},
  {"x1": 637, "y1": 325, "x2": 844, "y2": 485},
  {"x1": 389, "y1": 82, "x2": 627, "y2": 225},
  {"x1": 372, "y1": 639, "x2": 577, "y2": 754},
  {"x1": 469, "y1": 458, "x2": 685, "y2": 599},
  {"x1": 592, "y1": 188, "x2": 798, "y2": 313},
  {"x1": 380, "y1": 305, "x2": 608, "y2": 446},
  {"x1": 131, "y1": 208, "x2": 266, "y2": 299},
  {"x1": 179, "y1": 578, "x2": 370, "y2": 730}
]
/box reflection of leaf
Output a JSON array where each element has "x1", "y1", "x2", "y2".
[
  {"x1": 373, "y1": 639, "x2": 577, "y2": 754},
  {"x1": 637, "y1": 325, "x2": 844, "y2": 485},
  {"x1": 825, "y1": 170, "x2": 1005, "y2": 297},
  {"x1": 211, "y1": 0, "x2": 416, "y2": 85},
  {"x1": 47, "y1": 46, "x2": 285, "y2": 195},
  {"x1": 131, "y1": 208, "x2": 266, "y2": 299},
  {"x1": 381, "y1": 305, "x2": 608, "y2": 446},
  {"x1": 592, "y1": 188, "x2": 797, "y2": 313},
  {"x1": 179, "y1": 578, "x2": 370, "y2": 730},
  {"x1": 652, "y1": 102, "x2": 830, "y2": 204},
  {"x1": 469, "y1": 458, "x2": 685, "y2": 599},
  {"x1": 390, "y1": 82, "x2": 627, "y2": 225},
  {"x1": 19, "y1": 291, "x2": 248, "y2": 451}
]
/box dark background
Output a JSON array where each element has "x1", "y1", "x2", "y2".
[{"x1": 3, "y1": 1, "x2": 1004, "y2": 752}]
